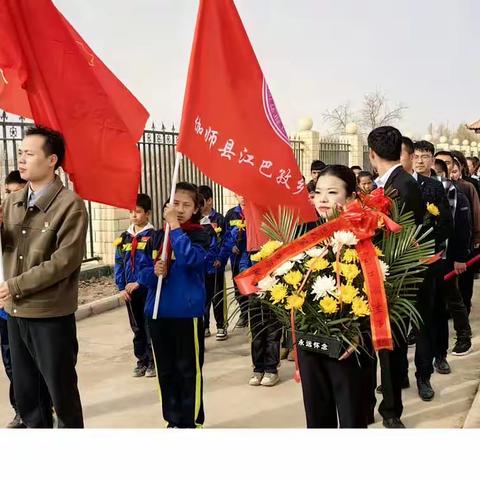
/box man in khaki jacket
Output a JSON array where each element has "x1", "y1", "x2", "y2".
[{"x1": 0, "y1": 125, "x2": 88, "y2": 428}]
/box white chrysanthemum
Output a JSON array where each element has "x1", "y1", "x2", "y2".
[
  {"x1": 291, "y1": 253, "x2": 305, "y2": 263},
  {"x1": 379, "y1": 260, "x2": 390, "y2": 280},
  {"x1": 257, "y1": 275, "x2": 278, "y2": 292},
  {"x1": 273, "y1": 261, "x2": 294, "y2": 277},
  {"x1": 311, "y1": 275, "x2": 337, "y2": 300},
  {"x1": 332, "y1": 231, "x2": 359, "y2": 246},
  {"x1": 305, "y1": 247, "x2": 324, "y2": 257}
]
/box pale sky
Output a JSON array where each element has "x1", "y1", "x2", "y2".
[{"x1": 55, "y1": 0, "x2": 479, "y2": 137}]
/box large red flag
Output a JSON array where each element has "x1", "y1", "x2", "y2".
[
  {"x1": 177, "y1": 0, "x2": 316, "y2": 250},
  {"x1": 0, "y1": 0, "x2": 148, "y2": 209}
]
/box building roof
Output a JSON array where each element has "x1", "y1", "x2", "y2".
[{"x1": 466, "y1": 119, "x2": 480, "y2": 132}]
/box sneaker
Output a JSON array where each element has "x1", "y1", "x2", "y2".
[
  {"x1": 416, "y1": 377, "x2": 434, "y2": 401},
  {"x1": 236, "y1": 317, "x2": 248, "y2": 328},
  {"x1": 216, "y1": 328, "x2": 228, "y2": 341},
  {"x1": 6, "y1": 413, "x2": 25, "y2": 429},
  {"x1": 382, "y1": 417, "x2": 405, "y2": 428},
  {"x1": 451, "y1": 338, "x2": 472, "y2": 356},
  {"x1": 434, "y1": 357, "x2": 451, "y2": 374},
  {"x1": 132, "y1": 365, "x2": 147, "y2": 377},
  {"x1": 249, "y1": 372, "x2": 264, "y2": 386},
  {"x1": 145, "y1": 365, "x2": 156, "y2": 377},
  {"x1": 204, "y1": 328, "x2": 211, "y2": 338},
  {"x1": 261, "y1": 372, "x2": 280, "y2": 387}
]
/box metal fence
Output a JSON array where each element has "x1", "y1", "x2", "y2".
[
  {"x1": 0, "y1": 112, "x2": 98, "y2": 261},
  {"x1": 363, "y1": 145, "x2": 373, "y2": 173},
  {"x1": 289, "y1": 138, "x2": 304, "y2": 168},
  {"x1": 318, "y1": 138, "x2": 350, "y2": 166}
]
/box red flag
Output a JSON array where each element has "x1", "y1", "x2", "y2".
[
  {"x1": 177, "y1": 0, "x2": 316, "y2": 250},
  {"x1": 0, "y1": 0, "x2": 148, "y2": 209}
]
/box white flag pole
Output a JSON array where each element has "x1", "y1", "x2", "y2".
[{"x1": 152, "y1": 152, "x2": 183, "y2": 320}]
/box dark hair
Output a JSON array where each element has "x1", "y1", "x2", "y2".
[
  {"x1": 317, "y1": 164, "x2": 357, "y2": 197},
  {"x1": 435, "y1": 150, "x2": 455, "y2": 161},
  {"x1": 306, "y1": 179, "x2": 316, "y2": 193},
  {"x1": 198, "y1": 185, "x2": 213, "y2": 201},
  {"x1": 357, "y1": 171, "x2": 373, "y2": 182},
  {"x1": 367, "y1": 126, "x2": 402, "y2": 161},
  {"x1": 451, "y1": 150, "x2": 468, "y2": 175},
  {"x1": 413, "y1": 140, "x2": 435, "y2": 156},
  {"x1": 5, "y1": 170, "x2": 27, "y2": 186},
  {"x1": 402, "y1": 136, "x2": 414, "y2": 155},
  {"x1": 311, "y1": 160, "x2": 326, "y2": 172},
  {"x1": 466, "y1": 156, "x2": 479, "y2": 170},
  {"x1": 25, "y1": 125, "x2": 65, "y2": 170},
  {"x1": 136, "y1": 193, "x2": 152, "y2": 213},
  {"x1": 350, "y1": 165, "x2": 362, "y2": 172},
  {"x1": 175, "y1": 181, "x2": 202, "y2": 223},
  {"x1": 452, "y1": 157, "x2": 462, "y2": 172},
  {"x1": 434, "y1": 158, "x2": 448, "y2": 177}
]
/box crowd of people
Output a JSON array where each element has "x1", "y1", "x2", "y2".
[{"x1": 0, "y1": 125, "x2": 478, "y2": 429}]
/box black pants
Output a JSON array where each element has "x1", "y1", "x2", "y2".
[
  {"x1": 204, "y1": 271, "x2": 225, "y2": 330},
  {"x1": 435, "y1": 263, "x2": 471, "y2": 359},
  {"x1": 249, "y1": 297, "x2": 282, "y2": 374},
  {"x1": 0, "y1": 318, "x2": 16, "y2": 412},
  {"x1": 459, "y1": 267, "x2": 474, "y2": 316},
  {"x1": 7, "y1": 314, "x2": 83, "y2": 428},
  {"x1": 148, "y1": 317, "x2": 204, "y2": 428},
  {"x1": 126, "y1": 289, "x2": 153, "y2": 367},
  {"x1": 359, "y1": 335, "x2": 377, "y2": 425},
  {"x1": 298, "y1": 348, "x2": 367, "y2": 428},
  {"x1": 414, "y1": 263, "x2": 440, "y2": 380},
  {"x1": 232, "y1": 261, "x2": 249, "y2": 322}
]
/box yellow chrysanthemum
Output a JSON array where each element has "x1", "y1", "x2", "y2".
[
  {"x1": 351, "y1": 297, "x2": 370, "y2": 317},
  {"x1": 214, "y1": 227, "x2": 222, "y2": 234},
  {"x1": 285, "y1": 293, "x2": 306, "y2": 311},
  {"x1": 230, "y1": 219, "x2": 246, "y2": 230},
  {"x1": 250, "y1": 240, "x2": 283, "y2": 262},
  {"x1": 335, "y1": 263, "x2": 361, "y2": 283},
  {"x1": 305, "y1": 257, "x2": 329, "y2": 272},
  {"x1": 270, "y1": 284, "x2": 288, "y2": 304},
  {"x1": 342, "y1": 248, "x2": 359, "y2": 263},
  {"x1": 427, "y1": 202, "x2": 440, "y2": 217},
  {"x1": 338, "y1": 284, "x2": 359, "y2": 304},
  {"x1": 113, "y1": 237, "x2": 122, "y2": 247},
  {"x1": 250, "y1": 251, "x2": 263, "y2": 262},
  {"x1": 320, "y1": 296, "x2": 339, "y2": 314},
  {"x1": 374, "y1": 246, "x2": 383, "y2": 257},
  {"x1": 283, "y1": 270, "x2": 303, "y2": 288}
]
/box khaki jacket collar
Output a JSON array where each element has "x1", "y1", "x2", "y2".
[{"x1": 13, "y1": 175, "x2": 64, "y2": 213}]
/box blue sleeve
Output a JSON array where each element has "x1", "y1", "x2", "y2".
[
  {"x1": 114, "y1": 246, "x2": 126, "y2": 291},
  {"x1": 170, "y1": 228, "x2": 207, "y2": 269},
  {"x1": 239, "y1": 250, "x2": 252, "y2": 272},
  {"x1": 219, "y1": 227, "x2": 236, "y2": 263},
  {"x1": 137, "y1": 237, "x2": 159, "y2": 290}
]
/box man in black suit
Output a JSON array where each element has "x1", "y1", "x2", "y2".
[
  {"x1": 368, "y1": 126, "x2": 426, "y2": 428},
  {"x1": 401, "y1": 138, "x2": 453, "y2": 401}
]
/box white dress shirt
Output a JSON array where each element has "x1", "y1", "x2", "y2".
[{"x1": 374, "y1": 164, "x2": 402, "y2": 188}]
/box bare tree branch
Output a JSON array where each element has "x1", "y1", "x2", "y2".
[
  {"x1": 359, "y1": 90, "x2": 407, "y2": 132},
  {"x1": 321, "y1": 103, "x2": 354, "y2": 134}
]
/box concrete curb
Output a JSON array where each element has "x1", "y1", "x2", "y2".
[
  {"x1": 76, "y1": 294, "x2": 124, "y2": 321},
  {"x1": 463, "y1": 382, "x2": 480, "y2": 428}
]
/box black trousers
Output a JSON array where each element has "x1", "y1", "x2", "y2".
[
  {"x1": 359, "y1": 335, "x2": 377, "y2": 425},
  {"x1": 148, "y1": 317, "x2": 204, "y2": 428},
  {"x1": 204, "y1": 271, "x2": 225, "y2": 330},
  {"x1": 232, "y1": 261, "x2": 249, "y2": 322},
  {"x1": 298, "y1": 348, "x2": 367, "y2": 428},
  {"x1": 249, "y1": 297, "x2": 282, "y2": 374},
  {"x1": 414, "y1": 263, "x2": 440, "y2": 379},
  {"x1": 459, "y1": 267, "x2": 474, "y2": 316},
  {"x1": 126, "y1": 289, "x2": 153, "y2": 367},
  {"x1": 0, "y1": 318, "x2": 16, "y2": 412},
  {"x1": 435, "y1": 263, "x2": 472, "y2": 359},
  {"x1": 7, "y1": 314, "x2": 83, "y2": 428}
]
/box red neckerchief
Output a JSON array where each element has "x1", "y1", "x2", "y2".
[{"x1": 130, "y1": 235, "x2": 139, "y2": 270}]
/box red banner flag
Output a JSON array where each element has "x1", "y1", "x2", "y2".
[
  {"x1": 177, "y1": 0, "x2": 316, "y2": 249},
  {"x1": 0, "y1": 0, "x2": 148, "y2": 209}
]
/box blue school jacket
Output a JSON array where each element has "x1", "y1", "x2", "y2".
[
  {"x1": 203, "y1": 209, "x2": 232, "y2": 275},
  {"x1": 138, "y1": 226, "x2": 210, "y2": 319},
  {"x1": 223, "y1": 205, "x2": 247, "y2": 269}
]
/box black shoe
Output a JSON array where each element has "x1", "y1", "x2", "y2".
[
  {"x1": 416, "y1": 377, "x2": 434, "y2": 401},
  {"x1": 452, "y1": 338, "x2": 472, "y2": 356},
  {"x1": 382, "y1": 417, "x2": 405, "y2": 428},
  {"x1": 401, "y1": 377, "x2": 410, "y2": 389},
  {"x1": 236, "y1": 317, "x2": 248, "y2": 328},
  {"x1": 434, "y1": 357, "x2": 451, "y2": 375},
  {"x1": 407, "y1": 331, "x2": 417, "y2": 347},
  {"x1": 376, "y1": 384, "x2": 383, "y2": 394},
  {"x1": 6, "y1": 413, "x2": 26, "y2": 429}
]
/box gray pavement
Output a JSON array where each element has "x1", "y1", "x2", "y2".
[{"x1": 1, "y1": 285, "x2": 480, "y2": 428}]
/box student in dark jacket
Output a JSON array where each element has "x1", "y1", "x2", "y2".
[
  {"x1": 224, "y1": 195, "x2": 249, "y2": 327},
  {"x1": 114, "y1": 194, "x2": 155, "y2": 378},
  {"x1": 199, "y1": 185, "x2": 229, "y2": 341},
  {"x1": 138, "y1": 182, "x2": 210, "y2": 428},
  {"x1": 369, "y1": 126, "x2": 425, "y2": 429},
  {"x1": 401, "y1": 139, "x2": 454, "y2": 401}
]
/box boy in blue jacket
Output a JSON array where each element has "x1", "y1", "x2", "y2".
[
  {"x1": 224, "y1": 194, "x2": 249, "y2": 327},
  {"x1": 199, "y1": 185, "x2": 230, "y2": 340},
  {"x1": 138, "y1": 182, "x2": 210, "y2": 428},
  {"x1": 114, "y1": 194, "x2": 155, "y2": 378}
]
